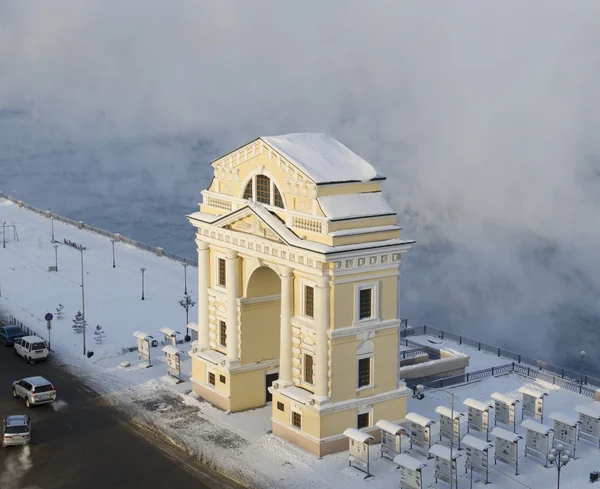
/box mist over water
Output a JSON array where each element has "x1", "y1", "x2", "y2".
[{"x1": 2, "y1": 1, "x2": 600, "y2": 374}]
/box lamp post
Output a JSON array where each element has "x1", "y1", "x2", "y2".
[
  {"x1": 2, "y1": 220, "x2": 6, "y2": 248},
  {"x1": 548, "y1": 444, "x2": 570, "y2": 489},
  {"x1": 53, "y1": 244, "x2": 59, "y2": 271},
  {"x1": 140, "y1": 267, "x2": 146, "y2": 300},
  {"x1": 51, "y1": 216, "x2": 55, "y2": 243},
  {"x1": 580, "y1": 351, "x2": 586, "y2": 384},
  {"x1": 182, "y1": 263, "x2": 188, "y2": 294},
  {"x1": 79, "y1": 247, "x2": 87, "y2": 355},
  {"x1": 111, "y1": 239, "x2": 116, "y2": 268}
]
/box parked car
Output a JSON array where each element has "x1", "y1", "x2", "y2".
[
  {"x1": 2, "y1": 415, "x2": 31, "y2": 447},
  {"x1": 0, "y1": 325, "x2": 26, "y2": 346},
  {"x1": 12, "y1": 376, "x2": 56, "y2": 408},
  {"x1": 14, "y1": 335, "x2": 49, "y2": 363}
]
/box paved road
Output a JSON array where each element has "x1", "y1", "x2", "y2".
[{"x1": 0, "y1": 345, "x2": 245, "y2": 489}]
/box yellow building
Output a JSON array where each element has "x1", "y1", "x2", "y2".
[{"x1": 187, "y1": 133, "x2": 414, "y2": 456}]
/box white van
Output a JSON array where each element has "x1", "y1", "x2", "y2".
[{"x1": 14, "y1": 335, "x2": 49, "y2": 363}]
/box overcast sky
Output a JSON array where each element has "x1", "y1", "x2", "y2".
[{"x1": 2, "y1": 1, "x2": 600, "y2": 369}]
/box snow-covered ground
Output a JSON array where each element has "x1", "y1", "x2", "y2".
[{"x1": 1, "y1": 198, "x2": 598, "y2": 489}]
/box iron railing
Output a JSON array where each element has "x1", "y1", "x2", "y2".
[
  {"x1": 401, "y1": 324, "x2": 600, "y2": 389},
  {"x1": 0, "y1": 193, "x2": 198, "y2": 268}
]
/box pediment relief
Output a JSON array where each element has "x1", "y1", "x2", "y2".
[{"x1": 225, "y1": 213, "x2": 284, "y2": 244}]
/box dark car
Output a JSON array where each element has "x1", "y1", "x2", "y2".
[{"x1": 0, "y1": 325, "x2": 27, "y2": 346}]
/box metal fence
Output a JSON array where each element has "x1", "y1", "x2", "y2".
[
  {"x1": 401, "y1": 324, "x2": 600, "y2": 389},
  {"x1": 0, "y1": 193, "x2": 198, "y2": 268},
  {"x1": 410, "y1": 362, "x2": 597, "y2": 399}
]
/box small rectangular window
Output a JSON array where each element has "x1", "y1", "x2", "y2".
[
  {"x1": 218, "y1": 258, "x2": 226, "y2": 287},
  {"x1": 357, "y1": 412, "x2": 370, "y2": 429},
  {"x1": 292, "y1": 411, "x2": 302, "y2": 429},
  {"x1": 219, "y1": 375, "x2": 226, "y2": 384},
  {"x1": 277, "y1": 402, "x2": 285, "y2": 412},
  {"x1": 359, "y1": 288, "x2": 373, "y2": 320},
  {"x1": 219, "y1": 320, "x2": 227, "y2": 347},
  {"x1": 358, "y1": 357, "x2": 371, "y2": 388},
  {"x1": 209, "y1": 372, "x2": 215, "y2": 386},
  {"x1": 303, "y1": 354, "x2": 314, "y2": 385},
  {"x1": 304, "y1": 285, "x2": 314, "y2": 318}
]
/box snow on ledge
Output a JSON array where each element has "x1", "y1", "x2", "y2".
[
  {"x1": 491, "y1": 392, "x2": 520, "y2": 406},
  {"x1": 491, "y1": 427, "x2": 522, "y2": 443},
  {"x1": 574, "y1": 403, "x2": 600, "y2": 419},
  {"x1": 518, "y1": 386, "x2": 548, "y2": 398},
  {"x1": 405, "y1": 412, "x2": 435, "y2": 427},
  {"x1": 393, "y1": 453, "x2": 426, "y2": 471},
  {"x1": 318, "y1": 193, "x2": 395, "y2": 221},
  {"x1": 463, "y1": 398, "x2": 493, "y2": 411},
  {"x1": 375, "y1": 419, "x2": 406, "y2": 435},
  {"x1": 461, "y1": 435, "x2": 492, "y2": 451}
]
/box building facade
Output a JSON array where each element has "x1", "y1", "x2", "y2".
[{"x1": 187, "y1": 133, "x2": 414, "y2": 456}]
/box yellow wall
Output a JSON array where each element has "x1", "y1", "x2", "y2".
[
  {"x1": 316, "y1": 182, "x2": 382, "y2": 197},
  {"x1": 230, "y1": 369, "x2": 269, "y2": 411},
  {"x1": 332, "y1": 230, "x2": 400, "y2": 247},
  {"x1": 240, "y1": 300, "x2": 280, "y2": 365},
  {"x1": 193, "y1": 357, "x2": 230, "y2": 397},
  {"x1": 373, "y1": 396, "x2": 407, "y2": 423},
  {"x1": 330, "y1": 328, "x2": 399, "y2": 403},
  {"x1": 246, "y1": 266, "x2": 280, "y2": 298}
]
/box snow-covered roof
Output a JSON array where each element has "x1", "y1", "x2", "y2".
[
  {"x1": 133, "y1": 330, "x2": 151, "y2": 340},
  {"x1": 393, "y1": 453, "x2": 427, "y2": 471},
  {"x1": 548, "y1": 412, "x2": 580, "y2": 427},
  {"x1": 491, "y1": 392, "x2": 519, "y2": 406},
  {"x1": 318, "y1": 193, "x2": 395, "y2": 221},
  {"x1": 405, "y1": 412, "x2": 435, "y2": 427},
  {"x1": 429, "y1": 443, "x2": 461, "y2": 460},
  {"x1": 435, "y1": 406, "x2": 464, "y2": 419},
  {"x1": 491, "y1": 427, "x2": 522, "y2": 443},
  {"x1": 262, "y1": 133, "x2": 383, "y2": 184},
  {"x1": 162, "y1": 345, "x2": 180, "y2": 355},
  {"x1": 158, "y1": 327, "x2": 179, "y2": 337},
  {"x1": 187, "y1": 322, "x2": 199, "y2": 332},
  {"x1": 521, "y1": 419, "x2": 553, "y2": 435},
  {"x1": 463, "y1": 398, "x2": 493, "y2": 411},
  {"x1": 574, "y1": 403, "x2": 600, "y2": 419},
  {"x1": 518, "y1": 386, "x2": 548, "y2": 398},
  {"x1": 343, "y1": 428, "x2": 375, "y2": 444},
  {"x1": 375, "y1": 419, "x2": 406, "y2": 435},
  {"x1": 461, "y1": 435, "x2": 492, "y2": 451}
]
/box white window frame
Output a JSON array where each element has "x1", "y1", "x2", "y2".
[
  {"x1": 300, "y1": 279, "x2": 316, "y2": 322},
  {"x1": 357, "y1": 406, "x2": 372, "y2": 430},
  {"x1": 240, "y1": 170, "x2": 286, "y2": 209},
  {"x1": 207, "y1": 369, "x2": 216, "y2": 387},
  {"x1": 213, "y1": 252, "x2": 227, "y2": 290},
  {"x1": 357, "y1": 341, "x2": 374, "y2": 391},
  {"x1": 354, "y1": 281, "x2": 379, "y2": 324}
]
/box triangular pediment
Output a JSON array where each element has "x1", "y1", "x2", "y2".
[{"x1": 213, "y1": 206, "x2": 289, "y2": 244}]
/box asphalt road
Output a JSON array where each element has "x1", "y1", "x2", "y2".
[{"x1": 0, "y1": 345, "x2": 245, "y2": 489}]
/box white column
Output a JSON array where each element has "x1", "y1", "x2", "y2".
[
  {"x1": 314, "y1": 275, "x2": 330, "y2": 401},
  {"x1": 226, "y1": 249, "x2": 239, "y2": 362},
  {"x1": 197, "y1": 240, "x2": 210, "y2": 350},
  {"x1": 278, "y1": 267, "x2": 294, "y2": 386}
]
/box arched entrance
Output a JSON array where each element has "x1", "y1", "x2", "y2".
[{"x1": 241, "y1": 266, "x2": 281, "y2": 403}]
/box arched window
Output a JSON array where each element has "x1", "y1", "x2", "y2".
[
  {"x1": 357, "y1": 341, "x2": 374, "y2": 389},
  {"x1": 243, "y1": 181, "x2": 253, "y2": 200},
  {"x1": 241, "y1": 175, "x2": 285, "y2": 208}
]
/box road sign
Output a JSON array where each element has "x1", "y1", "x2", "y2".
[{"x1": 45, "y1": 312, "x2": 54, "y2": 321}]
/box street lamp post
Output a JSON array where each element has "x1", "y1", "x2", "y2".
[
  {"x1": 548, "y1": 444, "x2": 571, "y2": 489},
  {"x1": 140, "y1": 267, "x2": 146, "y2": 300},
  {"x1": 53, "y1": 244, "x2": 59, "y2": 271},
  {"x1": 580, "y1": 351, "x2": 586, "y2": 385},
  {"x1": 111, "y1": 239, "x2": 116, "y2": 268},
  {"x1": 2, "y1": 220, "x2": 6, "y2": 248},
  {"x1": 183, "y1": 263, "x2": 188, "y2": 294},
  {"x1": 51, "y1": 217, "x2": 55, "y2": 243},
  {"x1": 79, "y1": 247, "x2": 87, "y2": 355}
]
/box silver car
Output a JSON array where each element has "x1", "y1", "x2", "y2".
[
  {"x1": 13, "y1": 376, "x2": 57, "y2": 408},
  {"x1": 2, "y1": 415, "x2": 31, "y2": 447}
]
